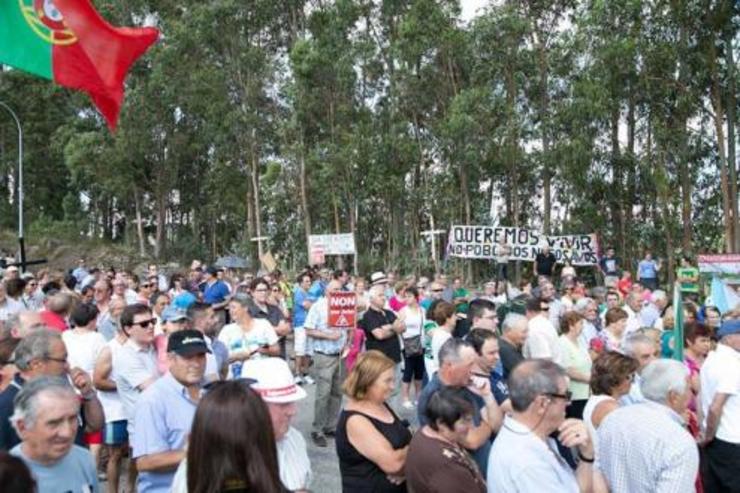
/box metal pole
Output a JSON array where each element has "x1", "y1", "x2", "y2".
[{"x1": 0, "y1": 101, "x2": 24, "y2": 271}]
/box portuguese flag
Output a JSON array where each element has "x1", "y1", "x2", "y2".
[{"x1": 0, "y1": 0, "x2": 159, "y2": 130}]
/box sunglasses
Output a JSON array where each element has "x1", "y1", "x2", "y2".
[
  {"x1": 432, "y1": 289, "x2": 444, "y2": 293},
  {"x1": 133, "y1": 318, "x2": 156, "y2": 329},
  {"x1": 141, "y1": 283, "x2": 153, "y2": 288}
]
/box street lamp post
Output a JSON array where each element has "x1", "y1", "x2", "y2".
[{"x1": 0, "y1": 101, "x2": 25, "y2": 271}]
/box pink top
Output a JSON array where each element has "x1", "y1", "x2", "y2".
[
  {"x1": 345, "y1": 329, "x2": 365, "y2": 372},
  {"x1": 154, "y1": 333, "x2": 169, "y2": 375},
  {"x1": 684, "y1": 355, "x2": 701, "y2": 412},
  {"x1": 389, "y1": 296, "x2": 406, "y2": 313}
]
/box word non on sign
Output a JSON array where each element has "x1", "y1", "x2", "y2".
[{"x1": 328, "y1": 291, "x2": 357, "y2": 329}]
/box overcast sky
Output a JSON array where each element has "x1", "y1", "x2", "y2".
[{"x1": 460, "y1": 0, "x2": 488, "y2": 21}]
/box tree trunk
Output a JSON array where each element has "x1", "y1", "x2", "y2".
[
  {"x1": 505, "y1": 57, "x2": 521, "y2": 283},
  {"x1": 610, "y1": 107, "x2": 625, "y2": 258},
  {"x1": 725, "y1": 27, "x2": 739, "y2": 252},
  {"x1": 250, "y1": 136, "x2": 263, "y2": 260},
  {"x1": 626, "y1": 95, "x2": 636, "y2": 264},
  {"x1": 708, "y1": 41, "x2": 734, "y2": 252},
  {"x1": 155, "y1": 189, "x2": 166, "y2": 260},
  {"x1": 537, "y1": 40, "x2": 551, "y2": 234},
  {"x1": 298, "y1": 133, "x2": 312, "y2": 252},
  {"x1": 133, "y1": 185, "x2": 146, "y2": 257}
]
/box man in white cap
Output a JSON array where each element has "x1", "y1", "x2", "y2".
[{"x1": 243, "y1": 358, "x2": 312, "y2": 493}]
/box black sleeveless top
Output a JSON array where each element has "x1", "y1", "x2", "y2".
[{"x1": 335, "y1": 403, "x2": 412, "y2": 493}]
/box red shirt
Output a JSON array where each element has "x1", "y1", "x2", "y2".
[
  {"x1": 40, "y1": 310, "x2": 68, "y2": 332},
  {"x1": 616, "y1": 278, "x2": 632, "y2": 297}
]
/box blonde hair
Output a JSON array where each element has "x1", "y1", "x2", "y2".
[{"x1": 343, "y1": 350, "x2": 395, "y2": 400}]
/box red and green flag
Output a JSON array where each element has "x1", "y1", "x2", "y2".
[{"x1": 0, "y1": 0, "x2": 159, "y2": 130}]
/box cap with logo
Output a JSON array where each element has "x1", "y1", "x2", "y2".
[{"x1": 167, "y1": 329, "x2": 211, "y2": 356}]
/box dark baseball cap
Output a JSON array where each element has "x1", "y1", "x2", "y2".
[{"x1": 167, "y1": 330, "x2": 211, "y2": 356}]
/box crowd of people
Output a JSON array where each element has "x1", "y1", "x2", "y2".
[{"x1": 0, "y1": 252, "x2": 736, "y2": 493}]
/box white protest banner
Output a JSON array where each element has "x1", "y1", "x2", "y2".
[
  {"x1": 446, "y1": 225, "x2": 599, "y2": 266},
  {"x1": 308, "y1": 234, "x2": 356, "y2": 256},
  {"x1": 698, "y1": 254, "x2": 740, "y2": 274}
]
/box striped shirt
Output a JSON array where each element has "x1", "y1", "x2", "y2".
[
  {"x1": 597, "y1": 401, "x2": 698, "y2": 493},
  {"x1": 304, "y1": 296, "x2": 346, "y2": 355}
]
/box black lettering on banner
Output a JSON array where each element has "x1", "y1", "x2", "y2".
[
  {"x1": 529, "y1": 231, "x2": 540, "y2": 246},
  {"x1": 473, "y1": 227, "x2": 483, "y2": 244},
  {"x1": 454, "y1": 227, "x2": 465, "y2": 242},
  {"x1": 517, "y1": 229, "x2": 529, "y2": 245},
  {"x1": 483, "y1": 227, "x2": 494, "y2": 245},
  {"x1": 493, "y1": 227, "x2": 503, "y2": 244},
  {"x1": 504, "y1": 228, "x2": 517, "y2": 245},
  {"x1": 580, "y1": 235, "x2": 592, "y2": 252}
]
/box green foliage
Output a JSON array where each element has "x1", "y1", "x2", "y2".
[{"x1": 0, "y1": 0, "x2": 737, "y2": 274}]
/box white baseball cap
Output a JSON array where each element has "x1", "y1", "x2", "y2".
[{"x1": 242, "y1": 358, "x2": 307, "y2": 404}]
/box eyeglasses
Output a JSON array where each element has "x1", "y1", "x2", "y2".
[
  {"x1": 44, "y1": 356, "x2": 68, "y2": 364},
  {"x1": 432, "y1": 289, "x2": 444, "y2": 293},
  {"x1": 541, "y1": 305, "x2": 550, "y2": 311},
  {"x1": 133, "y1": 319, "x2": 156, "y2": 328},
  {"x1": 254, "y1": 288, "x2": 268, "y2": 293},
  {"x1": 544, "y1": 391, "x2": 572, "y2": 402},
  {"x1": 141, "y1": 283, "x2": 152, "y2": 289}
]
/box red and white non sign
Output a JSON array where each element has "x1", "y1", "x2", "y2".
[{"x1": 328, "y1": 291, "x2": 356, "y2": 329}]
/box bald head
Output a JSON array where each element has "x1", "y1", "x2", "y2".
[{"x1": 508, "y1": 360, "x2": 566, "y2": 412}]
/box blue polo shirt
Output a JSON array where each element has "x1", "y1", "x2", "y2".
[
  {"x1": 202, "y1": 280, "x2": 230, "y2": 305},
  {"x1": 132, "y1": 373, "x2": 200, "y2": 493},
  {"x1": 293, "y1": 288, "x2": 310, "y2": 328}
]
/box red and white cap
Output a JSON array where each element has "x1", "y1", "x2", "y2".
[{"x1": 242, "y1": 358, "x2": 307, "y2": 404}]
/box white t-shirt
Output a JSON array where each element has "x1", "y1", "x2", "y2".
[
  {"x1": 277, "y1": 427, "x2": 312, "y2": 491},
  {"x1": 399, "y1": 306, "x2": 423, "y2": 339},
  {"x1": 700, "y1": 343, "x2": 740, "y2": 443},
  {"x1": 424, "y1": 329, "x2": 452, "y2": 378},
  {"x1": 218, "y1": 319, "x2": 278, "y2": 378},
  {"x1": 62, "y1": 330, "x2": 107, "y2": 377},
  {"x1": 97, "y1": 338, "x2": 127, "y2": 423},
  {"x1": 524, "y1": 314, "x2": 563, "y2": 366}
]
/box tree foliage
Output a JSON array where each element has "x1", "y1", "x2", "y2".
[{"x1": 0, "y1": 0, "x2": 737, "y2": 277}]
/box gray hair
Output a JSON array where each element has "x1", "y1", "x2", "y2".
[
  {"x1": 622, "y1": 333, "x2": 655, "y2": 356},
  {"x1": 625, "y1": 291, "x2": 642, "y2": 305},
  {"x1": 640, "y1": 359, "x2": 688, "y2": 403},
  {"x1": 574, "y1": 298, "x2": 595, "y2": 314},
  {"x1": 10, "y1": 376, "x2": 78, "y2": 431},
  {"x1": 508, "y1": 360, "x2": 566, "y2": 412},
  {"x1": 438, "y1": 337, "x2": 473, "y2": 367},
  {"x1": 14, "y1": 329, "x2": 63, "y2": 371},
  {"x1": 230, "y1": 292, "x2": 251, "y2": 308},
  {"x1": 502, "y1": 313, "x2": 527, "y2": 334}
]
